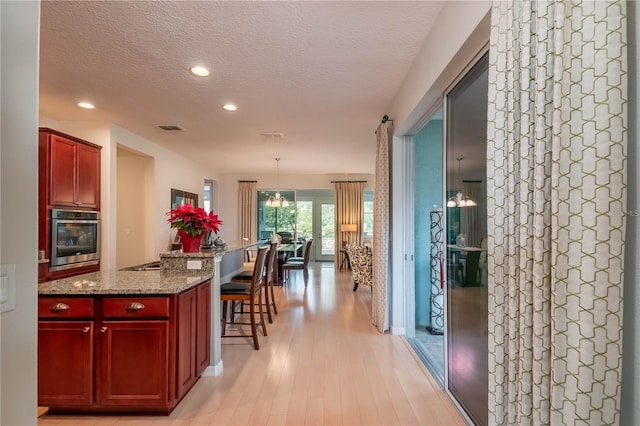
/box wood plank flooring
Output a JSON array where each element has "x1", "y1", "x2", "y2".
[{"x1": 38, "y1": 262, "x2": 465, "y2": 426}]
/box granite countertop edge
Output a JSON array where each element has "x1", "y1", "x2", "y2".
[{"x1": 38, "y1": 270, "x2": 214, "y2": 296}]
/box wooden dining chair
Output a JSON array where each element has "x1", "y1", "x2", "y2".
[
  {"x1": 229, "y1": 242, "x2": 278, "y2": 323},
  {"x1": 281, "y1": 239, "x2": 313, "y2": 285},
  {"x1": 220, "y1": 246, "x2": 268, "y2": 350}
]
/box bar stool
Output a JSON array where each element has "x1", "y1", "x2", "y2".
[{"x1": 220, "y1": 246, "x2": 268, "y2": 350}]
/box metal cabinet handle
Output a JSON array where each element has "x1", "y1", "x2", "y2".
[
  {"x1": 127, "y1": 302, "x2": 145, "y2": 311},
  {"x1": 50, "y1": 302, "x2": 69, "y2": 312},
  {"x1": 82, "y1": 326, "x2": 90, "y2": 333},
  {"x1": 100, "y1": 326, "x2": 107, "y2": 333}
]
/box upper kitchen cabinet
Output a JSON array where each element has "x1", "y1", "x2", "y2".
[{"x1": 40, "y1": 128, "x2": 101, "y2": 210}]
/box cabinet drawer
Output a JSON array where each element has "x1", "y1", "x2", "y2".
[
  {"x1": 102, "y1": 297, "x2": 170, "y2": 318},
  {"x1": 38, "y1": 298, "x2": 94, "y2": 318}
]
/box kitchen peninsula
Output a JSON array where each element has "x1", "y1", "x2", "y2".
[{"x1": 37, "y1": 240, "x2": 262, "y2": 414}]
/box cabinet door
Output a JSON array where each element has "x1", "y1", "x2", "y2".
[
  {"x1": 38, "y1": 321, "x2": 93, "y2": 407},
  {"x1": 196, "y1": 282, "x2": 211, "y2": 376},
  {"x1": 49, "y1": 135, "x2": 77, "y2": 207},
  {"x1": 98, "y1": 320, "x2": 170, "y2": 409},
  {"x1": 176, "y1": 288, "x2": 197, "y2": 400},
  {"x1": 76, "y1": 144, "x2": 100, "y2": 209}
]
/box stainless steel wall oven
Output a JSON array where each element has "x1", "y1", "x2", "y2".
[{"x1": 50, "y1": 209, "x2": 100, "y2": 271}]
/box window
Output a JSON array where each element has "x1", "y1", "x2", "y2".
[
  {"x1": 363, "y1": 190, "x2": 374, "y2": 243},
  {"x1": 257, "y1": 190, "x2": 296, "y2": 241}
]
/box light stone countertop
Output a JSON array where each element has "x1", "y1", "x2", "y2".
[
  {"x1": 159, "y1": 240, "x2": 266, "y2": 258},
  {"x1": 38, "y1": 270, "x2": 214, "y2": 295}
]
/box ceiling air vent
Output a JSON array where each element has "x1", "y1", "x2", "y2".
[
  {"x1": 261, "y1": 132, "x2": 284, "y2": 140},
  {"x1": 157, "y1": 125, "x2": 184, "y2": 131}
]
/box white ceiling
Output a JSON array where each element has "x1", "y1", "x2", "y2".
[{"x1": 39, "y1": 1, "x2": 445, "y2": 175}]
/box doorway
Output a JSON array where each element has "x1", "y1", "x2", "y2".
[
  {"x1": 315, "y1": 197, "x2": 336, "y2": 261},
  {"x1": 295, "y1": 190, "x2": 336, "y2": 262},
  {"x1": 409, "y1": 108, "x2": 445, "y2": 385},
  {"x1": 116, "y1": 146, "x2": 154, "y2": 269}
]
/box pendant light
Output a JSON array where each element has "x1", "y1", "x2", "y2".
[
  {"x1": 266, "y1": 158, "x2": 289, "y2": 208},
  {"x1": 447, "y1": 157, "x2": 476, "y2": 208}
]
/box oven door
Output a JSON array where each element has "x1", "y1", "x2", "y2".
[{"x1": 50, "y1": 218, "x2": 100, "y2": 270}]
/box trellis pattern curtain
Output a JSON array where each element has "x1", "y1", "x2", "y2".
[
  {"x1": 238, "y1": 181, "x2": 257, "y2": 242},
  {"x1": 373, "y1": 121, "x2": 391, "y2": 333},
  {"x1": 335, "y1": 182, "x2": 364, "y2": 269},
  {"x1": 487, "y1": 1, "x2": 627, "y2": 425}
]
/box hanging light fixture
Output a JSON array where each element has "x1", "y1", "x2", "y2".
[
  {"x1": 266, "y1": 158, "x2": 289, "y2": 208},
  {"x1": 447, "y1": 157, "x2": 477, "y2": 208}
]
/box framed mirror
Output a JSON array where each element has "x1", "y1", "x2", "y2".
[{"x1": 171, "y1": 188, "x2": 198, "y2": 209}]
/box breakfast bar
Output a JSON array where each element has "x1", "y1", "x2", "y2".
[{"x1": 37, "y1": 240, "x2": 263, "y2": 414}]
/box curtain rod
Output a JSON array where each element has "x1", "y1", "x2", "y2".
[
  {"x1": 238, "y1": 180, "x2": 258, "y2": 183},
  {"x1": 331, "y1": 180, "x2": 368, "y2": 183},
  {"x1": 375, "y1": 115, "x2": 393, "y2": 133}
]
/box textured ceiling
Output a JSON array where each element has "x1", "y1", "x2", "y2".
[{"x1": 39, "y1": 1, "x2": 444, "y2": 175}]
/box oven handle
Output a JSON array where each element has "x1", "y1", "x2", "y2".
[{"x1": 52, "y1": 219, "x2": 100, "y2": 225}]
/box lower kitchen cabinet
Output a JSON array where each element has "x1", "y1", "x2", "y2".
[
  {"x1": 98, "y1": 320, "x2": 170, "y2": 409},
  {"x1": 37, "y1": 279, "x2": 211, "y2": 414},
  {"x1": 38, "y1": 320, "x2": 94, "y2": 407}
]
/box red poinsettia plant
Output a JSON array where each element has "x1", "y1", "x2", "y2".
[{"x1": 166, "y1": 204, "x2": 222, "y2": 237}]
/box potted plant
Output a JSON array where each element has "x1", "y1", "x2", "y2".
[{"x1": 167, "y1": 204, "x2": 222, "y2": 252}]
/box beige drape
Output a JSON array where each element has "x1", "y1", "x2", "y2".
[
  {"x1": 238, "y1": 181, "x2": 257, "y2": 242},
  {"x1": 487, "y1": 1, "x2": 627, "y2": 424},
  {"x1": 334, "y1": 182, "x2": 364, "y2": 268},
  {"x1": 373, "y1": 121, "x2": 391, "y2": 333}
]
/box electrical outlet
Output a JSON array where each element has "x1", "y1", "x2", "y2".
[
  {"x1": 0, "y1": 264, "x2": 16, "y2": 314},
  {"x1": 186, "y1": 260, "x2": 202, "y2": 270}
]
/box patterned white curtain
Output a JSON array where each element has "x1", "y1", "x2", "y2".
[
  {"x1": 238, "y1": 181, "x2": 257, "y2": 242},
  {"x1": 487, "y1": 1, "x2": 627, "y2": 425},
  {"x1": 335, "y1": 182, "x2": 364, "y2": 269},
  {"x1": 373, "y1": 121, "x2": 391, "y2": 333}
]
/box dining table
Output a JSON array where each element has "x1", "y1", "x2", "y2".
[
  {"x1": 446, "y1": 244, "x2": 486, "y2": 287},
  {"x1": 275, "y1": 243, "x2": 304, "y2": 284}
]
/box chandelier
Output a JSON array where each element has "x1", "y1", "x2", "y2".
[
  {"x1": 266, "y1": 158, "x2": 289, "y2": 208},
  {"x1": 446, "y1": 157, "x2": 477, "y2": 208}
]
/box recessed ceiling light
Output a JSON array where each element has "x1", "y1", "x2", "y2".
[
  {"x1": 77, "y1": 102, "x2": 95, "y2": 109},
  {"x1": 190, "y1": 66, "x2": 210, "y2": 77},
  {"x1": 223, "y1": 104, "x2": 238, "y2": 111}
]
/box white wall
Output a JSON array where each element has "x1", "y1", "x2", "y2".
[
  {"x1": 391, "y1": 1, "x2": 491, "y2": 135},
  {"x1": 217, "y1": 172, "x2": 374, "y2": 242},
  {"x1": 0, "y1": 1, "x2": 40, "y2": 424},
  {"x1": 110, "y1": 124, "x2": 217, "y2": 258}
]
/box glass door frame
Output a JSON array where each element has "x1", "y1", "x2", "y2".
[
  {"x1": 442, "y1": 47, "x2": 489, "y2": 426},
  {"x1": 293, "y1": 195, "x2": 336, "y2": 262},
  {"x1": 314, "y1": 197, "x2": 336, "y2": 262}
]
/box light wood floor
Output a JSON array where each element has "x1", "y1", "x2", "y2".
[{"x1": 38, "y1": 262, "x2": 465, "y2": 426}]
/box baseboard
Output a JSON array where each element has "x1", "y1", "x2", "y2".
[
  {"x1": 202, "y1": 360, "x2": 223, "y2": 376},
  {"x1": 390, "y1": 326, "x2": 405, "y2": 335}
]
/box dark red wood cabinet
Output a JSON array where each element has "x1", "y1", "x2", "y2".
[
  {"x1": 45, "y1": 130, "x2": 101, "y2": 209},
  {"x1": 38, "y1": 128, "x2": 102, "y2": 282},
  {"x1": 98, "y1": 320, "x2": 170, "y2": 409},
  {"x1": 196, "y1": 282, "x2": 211, "y2": 376},
  {"x1": 38, "y1": 280, "x2": 211, "y2": 414},
  {"x1": 38, "y1": 320, "x2": 94, "y2": 407}
]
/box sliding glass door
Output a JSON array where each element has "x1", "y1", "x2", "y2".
[
  {"x1": 445, "y1": 51, "x2": 489, "y2": 426},
  {"x1": 315, "y1": 198, "x2": 335, "y2": 261}
]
